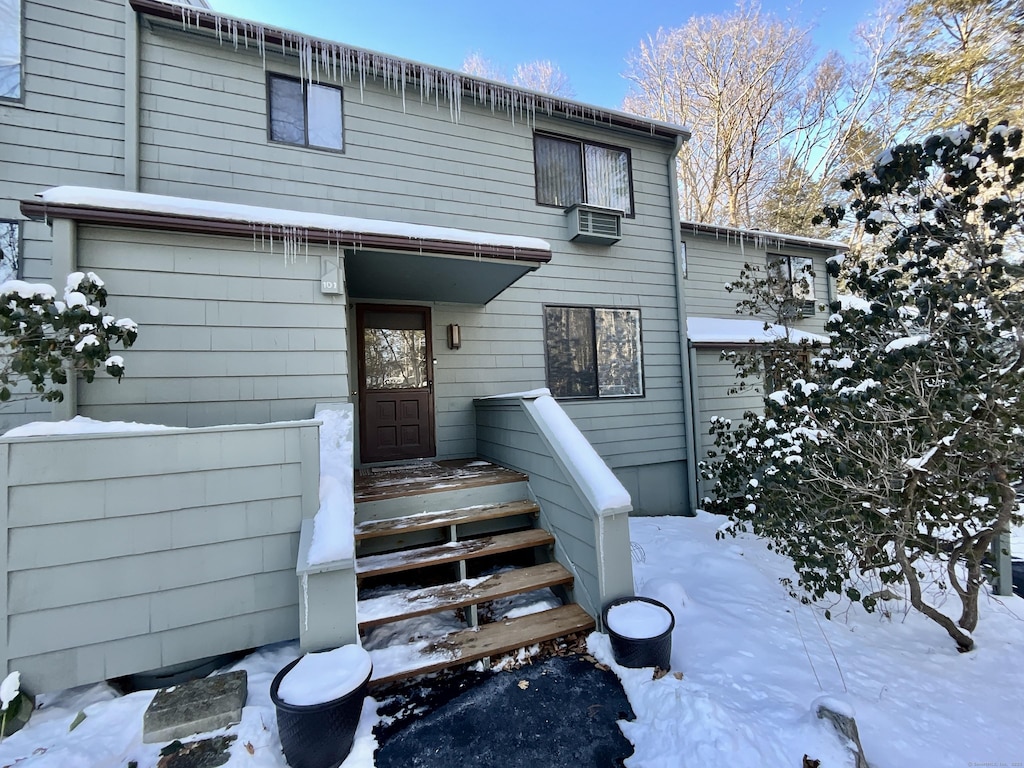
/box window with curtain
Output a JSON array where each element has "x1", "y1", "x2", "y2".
[
  {"x1": 534, "y1": 133, "x2": 633, "y2": 215},
  {"x1": 268, "y1": 74, "x2": 344, "y2": 151},
  {"x1": 544, "y1": 306, "x2": 643, "y2": 398},
  {"x1": 0, "y1": 0, "x2": 21, "y2": 100}
]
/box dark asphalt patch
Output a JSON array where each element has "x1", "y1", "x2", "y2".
[{"x1": 374, "y1": 655, "x2": 635, "y2": 768}]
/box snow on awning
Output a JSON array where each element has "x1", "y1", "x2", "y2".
[
  {"x1": 21, "y1": 187, "x2": 551, "y2": 264},
  {"x1": 687, "y1": 316, "x2": 829, "y2": 346}
]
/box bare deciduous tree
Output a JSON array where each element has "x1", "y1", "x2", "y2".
[
  {"x1": 512, "y1": 60, "x2": 575, "y2": 98},
  {"x1": 460, "y1": 51, "x2": 503, "y2": 82},
  {"x1": 624, "y1": 2, "x2": 897, "y2": 233},
  {"x1": 460, "y1": 54, "x2": 575, "y2": 98}
]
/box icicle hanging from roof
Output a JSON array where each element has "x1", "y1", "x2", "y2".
[{"x1": 165, "y1": 4, "x2": 649, "y2": 133}]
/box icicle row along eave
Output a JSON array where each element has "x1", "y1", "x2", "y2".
[
  {"x1": 136, "y1": 0, "x2": 686, "y2": 139},
  {"x1": 679, "y1": 221, "x2": 848, "y2": 254}
]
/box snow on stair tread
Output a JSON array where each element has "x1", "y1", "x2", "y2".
[
  {"x1": 354, "y1": 500, "x2": 540, "y2": 541},
  {"x1": 356, "y1": 528, "x2": 555, "y2": 579},
  {"x1": 357, "y1": 562, "x2": 574, "y2": 629},
  {"x1": 368, "y1": 604, "x2": 595, "y2": 686}
]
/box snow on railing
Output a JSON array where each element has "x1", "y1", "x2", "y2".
[{"x1": 480, "y1": 389, "x2": 631, "y2": 516}]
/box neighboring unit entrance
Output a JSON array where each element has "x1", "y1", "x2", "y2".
[{"x1": 356, "y1": 305, "x2": 436, "y2": 463}]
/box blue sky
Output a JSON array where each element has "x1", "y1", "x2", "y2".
[{"x1": 208, "y1": 0, "x2": 879, "y2": 110}]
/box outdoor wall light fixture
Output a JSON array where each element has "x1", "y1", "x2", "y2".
[{"x1": 447, "y1": 324, "x2": 461, "y2": 350}]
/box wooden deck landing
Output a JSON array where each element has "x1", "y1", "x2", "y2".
[{"x1": 354, "y1": 459, "x2": 527, "y2": 503}]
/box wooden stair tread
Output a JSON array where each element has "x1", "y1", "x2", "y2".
[
  {"x1": 356, "y1": 528, "x2": 554, "y2": 579},
  {"x1": 368, "y1": 604, "x2": 595, "y2": 686},
  {"x1": 355, "y1": 461, "x2": 528, "y2": 504},
  {"x1": 355, "y1": 500, "x2": 540, "y2": 541},
  {"x1": 358, "y1": 562, "x2": 573, "y2": 629}
]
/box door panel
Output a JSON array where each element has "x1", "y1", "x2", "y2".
[{"x1": 357, "y1": 305, "x2": 435, "y2": 463}]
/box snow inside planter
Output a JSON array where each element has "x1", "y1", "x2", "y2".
[
  {"x1": 603, "y1": 596, "x2": 675, "y2": 670},
  {"x1": 270, "y1": 645, "x2": 372, "y2": 768}
]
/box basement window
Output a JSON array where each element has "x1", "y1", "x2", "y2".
[
  {"x1": 268, "y1": 74, "x2": 344, "y2": 151},
  {"x1": 544, "y1": 306, "x2": 643, "y2": 398}
]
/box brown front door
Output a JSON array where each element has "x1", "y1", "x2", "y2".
[{"x1": 357, "y1": 304, "x2": 435, "y2": 463}]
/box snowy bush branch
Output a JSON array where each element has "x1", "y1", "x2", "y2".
[
  {"x1": 703, "y1": 119, "x2": 1024, "y2": 651},
  {"x1": 0, "y1": 271, "x2": 138, "y2": 402}
]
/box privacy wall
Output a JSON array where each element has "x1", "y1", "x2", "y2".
[{"x1": 0, "y1": 420, "x2": 319, "y2": 693}]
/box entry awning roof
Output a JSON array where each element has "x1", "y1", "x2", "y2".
[
  {"x1": 22, "y1": 187, "x2": 550, "y2": 304},
  {"x1": 343, "y1": 250, "x2": 537, "y2": 304},
  {"x1": 22, "y1": 187, "x2": 551, "y2": 261}
]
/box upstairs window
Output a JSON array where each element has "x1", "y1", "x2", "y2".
[
  {"x1": 0, "y1": 221, "x2": 20, "y2": 283},
  {"x1": 0, "y1": 0, "x2": 22, "y2": 101},
  {"x1": 268, "y1": 74, "x2": 344, "y2": 151},
  {"x1": 534, "y1": 133, "x2": 633, "y2": 215},
  {"x1": 767, "y1": 254, "x2": 815, "y2": 315},
  {"x1": 544, "y1": 306, "x2": 643, "y2": 399}
]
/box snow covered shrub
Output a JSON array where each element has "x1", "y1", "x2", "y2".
[
  {"x1": 0, "y1": 271, "x2": 138, "y2": 402},
  {"x1": 702, "y1": 119, "x2": 1024, "y2": 651}
]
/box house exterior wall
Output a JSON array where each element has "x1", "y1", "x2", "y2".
[
  {"x1": 682, "y1": 230, "x2": 840, "y2": 496},
  {"x1": 0, "y1": 421, "x2": 320, "y2": 693},
  {"x1": 1, "y1": 0, "x2": 126, "y2": 234},
  {"x1": 75, "y1": 226, "x2": 350, "y2": 427},
  {"x1": 682, "y1": 230, "x2": 834, "y2": 331},
  {"x1": 131, "y1": 21, "x2": 687, "y2": 488},
  {"x1": 0, "y1": 0, "x2": 696, "y2": 693},
  {"x1": 3, "y1": 2, "x2": 688, "y2": 504},
  {"x1": 0, "y1": 0, "x2": 130, "y2": 431},
  {"x1": 694, "y1": 348, "x2": 762, "y2": 476}
]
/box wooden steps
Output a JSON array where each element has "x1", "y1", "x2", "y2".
[
  {"x1": 369, "y1": 604, "x2": 595, "y2": 687},
  {"x1": 354, "y1": 500, "x2": 539, "y2": 541},
  {"x1": 357, "y1": 562, "x2": 574, "y2": 629},
  {"x1": 356, "y1": 528, "x2": 554, "y2": 580},
  {"x1": 353, "y1": 461, "x2": 593, "y2": 685},
  {"x1": 354, "y1": 460, "x2": 528, "y2": 504}
]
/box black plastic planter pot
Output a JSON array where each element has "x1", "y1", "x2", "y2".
[
  {"x1": 270, "y1": 656, "x2": 372, "y2": 768},
  {"x1": 603, "y1": 596, "x2": 675, "y2": 670}
]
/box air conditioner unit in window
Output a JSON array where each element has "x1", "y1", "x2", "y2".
[{"x1": 566, "y1": 204, "x2": 622, "y2": 245}]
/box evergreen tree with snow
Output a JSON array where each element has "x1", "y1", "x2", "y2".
[
  {"x1": 702, "y1": 118, "x2": 1024, "y2": 651},
  {"x1": 1, "y1": 272, "x2": 138, "y2": 403}
]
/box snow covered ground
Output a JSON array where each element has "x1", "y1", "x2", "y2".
[
  {"x1": 0, "y1": 513, "x2": 1021, "y2": 767},
  {"x1": 596, "y1": 515, "x2": 1024, "y2": 767}
]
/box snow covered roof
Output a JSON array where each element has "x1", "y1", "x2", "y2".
[
  {"x1": 687, "y1": 316, "x2": 829, "y2": 346},
  {"x1": 22, "y1": 187, "x2": 551, "y2": 263},
  {"x1": 680, "y1": 221, "x2": 848, "y2": 254},
  {"x1": 129, "y1": 0, "x2": 690, "y2": 141}
]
